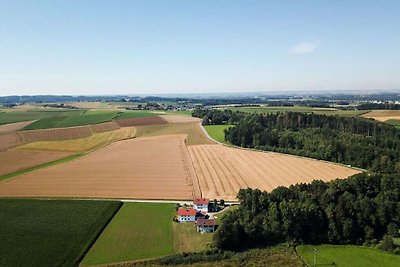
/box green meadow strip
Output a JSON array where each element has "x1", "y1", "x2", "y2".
[{"x1": 0, "y1": 153, "x2": 84, "y2": 182}]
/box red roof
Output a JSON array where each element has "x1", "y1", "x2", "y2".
[
  {"x1": 193, "y1": 198, "x2": 209, "y2": 205},
  {"x1": 177, "y1": 208, "x2": 196, "y2": 216},
  {"x1": 196, "y1": 218, "x2": 216, "y2": 226}
]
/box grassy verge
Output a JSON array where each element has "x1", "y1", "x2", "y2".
[
  {"x1": 0, "y1": 199, "x2": 121, "y2": 267},
  {"x1": 386, "y1": 119, "x2": 400, "y2": 128},
  {"x1": 297, "y1": 244, "x2": 400, "y2": 267},
  {"x1": 0, "y1": 153, "x2": 84, "y2": 182},
  {"x1": 203, "y1": 125, "x2": 233, "y2": 144},
  {"x1": 81, "y1": 203, "x2": 176, "y2": 266}
]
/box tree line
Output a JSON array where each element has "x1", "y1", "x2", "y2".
[
  {"x1": 223, "y1": 112, "x2": 400, "y2": 173},
  {"x1": 357, "y1": 103, "x2": 400, "y2": 110},
  {"x1": 213, "y1": 172, "x2": 400, "y2": 252}
]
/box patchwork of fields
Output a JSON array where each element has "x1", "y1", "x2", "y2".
[
  {"x1": 189, "y1": 144, "x2": 360, "y2": 200},
  {"x1": 362, "y1": 110, "x2": 400, "y2": 122}
]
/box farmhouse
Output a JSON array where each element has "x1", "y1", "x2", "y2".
[
  {"x1": 196, "y1": 218, "x2": 216, "y2": 233},
  {"x1": 193, "y1": 198, "x2": 209, "y2": 212},
  {"x1": 177, "y1": 208, "x2": 196, "y2": 223}
]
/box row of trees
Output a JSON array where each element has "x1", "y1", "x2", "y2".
[
  {"x1": 357, "y1": 103, "x2": 400, "y2": 110},
  {"x1": 213, "y1": 172, "x2": 400, "y2": 250},
  {"x1": 224, "y1": 112, "x2": 400, "y2": 173},
  {"x1": 192, "y1": 108, "x2": 246, "y2": 125}
]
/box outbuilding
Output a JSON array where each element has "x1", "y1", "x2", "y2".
[{"x1": 196, "y1": 218, "x2": 216, "y2": 233}]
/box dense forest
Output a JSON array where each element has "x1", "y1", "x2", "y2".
[
  {"x1": 357, "y1": 103, "x2": 400, "y2": 110},
  {"x1": 222, "y1": 112, "x2": 400, "y2": 173},
  {"x1": 213, "y1": 172, "x2": 400, "y2": 252}
]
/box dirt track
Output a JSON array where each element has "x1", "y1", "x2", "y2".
[
  {"x1": 189, "y1": 144, "x2": 361, "y2": 200},
  {"x1": 0, "y1": 135, "x2": 200, "y2": 200}
]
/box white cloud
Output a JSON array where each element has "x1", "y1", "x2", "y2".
[{"x1": 289, "y1": 39, "x2": 321, "y2": 54}]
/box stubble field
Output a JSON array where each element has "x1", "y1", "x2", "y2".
[
  {"x1": 0, "y1": 135, "x2": 200, "y2": 200},
  {"x1": 362, "y1": 110, "x2": 400, "y2": 122},
  {"x1": 189, "y1": 144, "x2": 361, "y2": 200}
]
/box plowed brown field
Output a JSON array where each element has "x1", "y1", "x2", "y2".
[
  {"x1": 362, "y1": 110, "x2": 400, "y2": 122},
  {"x1": 189, "y1": 144, "x2": 361, "y2": 200},
  {"x1": 116, "y1": 116, "x2": 167, "y2": 127},
  {"x1": 0, "y1": 135, "x2": 200, "y2": 200},
  {"x1": 0, "y1": 150, "x2": 73, "y2": 176}
]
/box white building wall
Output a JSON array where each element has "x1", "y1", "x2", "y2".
[
  {"x1": 178, "y1": 215, "x2": 196, "y2": 223},
  {"x1": 194, "y1": 203, "x2": 208, "y2": 212}
]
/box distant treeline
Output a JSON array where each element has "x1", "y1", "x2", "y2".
[
  {"x1": 225, "y1": 112, "x2": 400, "y2": 173},
  {"x1": 213, "y1": 172, "x2": 400, "y2": 251},
  {"x1": 357, "y1": 103, "x2": 400, "y2": 110},
  {"x1": 192, "y1": 108, "x2": 246, "y2": 125}
]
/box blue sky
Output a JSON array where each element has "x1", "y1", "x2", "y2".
[{"x1": 0, "y1": 0, "x2": 399, "y2": 95}]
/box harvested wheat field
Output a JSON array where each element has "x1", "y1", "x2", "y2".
[
  {"x1": 189, "y1": 144, "x2": 361, "y2": 200},
  {"x1": 0, "y1": 135, "x2": 200, "y2": 200},
  {"x1": 135, "y1": 122, "x2": 213, "y2": 146},
  {"x1": 0, "y1": 150, "x2": 73, "y2": 176},
  {"x1": 0, "y1": 120, "x2": 35, "y2": 133},
  {"x1": 15, "y1": 127, "x2": 135, "y2": 152},
  {"x1": 159, "y1": 115, "x2": 201, "y2": 123},
  {"x1": 116, "y1": 116, "x2": 167, "y2": 127},
  {"x1": 362, "y1": 110, "x2": 400, "y2": 122}
]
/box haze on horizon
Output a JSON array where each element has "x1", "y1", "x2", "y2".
[{"x1": 0, "y1": 0, "x2": 399, "y2": 96}]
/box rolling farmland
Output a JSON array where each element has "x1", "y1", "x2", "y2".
[
  {"x1": 116, "y1": 115, "x2": 168, "y2": 127},
  {"x1": 189, "y1": 144, "x2": 360, "y2": 200},
  {"x1": 15, "y1": 127, "x2": 135, "y2": 152},
  {"x1": 0, "y1": 150, "x2": 73, "y2": 176},
  {"x1": 0, "y1": 135, "x2": 200, "y2": 200},
  {"x1": 0, "y1": 199, "x2": 121, "y2": 267},
  {"x1": 362, "y1": 110, "x2": 400, "y2": 122},
  {"x1": 0, "y1": 120, "x2": 35, "y2": 132}
]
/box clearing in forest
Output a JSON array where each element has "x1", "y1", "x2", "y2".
[
  {"x1": 0, "y1": 135, "x2": 200, "y2": 200},
  {"x1": 188, "y1": 144, "x2": 361, "y2": 200}
]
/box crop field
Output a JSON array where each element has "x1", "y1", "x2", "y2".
[
  {"x1": 0, "y1": 198, "x2": 121, "y2": 267},
  {"x1": 90, "y1": 121, "x2": 120, "y2": 132},
  {"x1": 297, "y1": 245, "x2": 400, "y2": 267},
  {"x1": 0, "y1": 132, "x2": 22, "y2": 151},
  {"x1": 159, "y1": 115, "x2": 201, "y2": 123},
  {"x1": 0, "y1": 135, "x2": 200, "y2": 199},
  {"x1": 82, "y1": 203, "x2": 175, "y2": 265},
  {"x1": 362, "y1": 110, "x2": 400, "y2": 122},
  {"x1": 116, "y1": 115, "x2": 168, "y2": 127},
  {"x1": 114, "y1": 110, "x2": 163, "y2": 120},
  {"x1": 0, "y1": 120, "x2": 35, "y2": 133},
  {"x1": 204, "y1": 125, "x2": 233, "y2": 143},
  {"x1": 15, "y1": 127, "x2": 135, "y2": 152},
  {"x1": 135, "y1": 122, "x2": 213, "y2": 146},
  {"x1": 226, "y1": 106, "x2": 368, "y2": 116},
  {"x1": 18, "y1": 125, "x2": 93, "y2": 142},
  {"x1": 0, "y1": 109, "x2": 84, "y2": 125},
  {"x1": 0, "y1": 150, "x2": 73, "y2": 176},
  {"x1": 188, "y1": 144, "x2": 360, "y2": 200},
  {"x1": 24, "y1": 109, "x2": 121, "y2": 130}
]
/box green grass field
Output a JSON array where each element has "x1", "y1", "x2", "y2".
[
  {"x1": 204, "y1": 125, "x2": 233, "y2": 143},
  {"x1": 113, "y1": 110, "x2": 160, "y2": 120},
  {"x1": 0, "y1": 109, "x2": 84, "y2": 125},
  {"x1": 173, "y1": 222, "x2": 212, "y2": 253},
  {"x1": 82, "y1": 203, "x2": 175, "y2": 266},
  {"x1": 297, "y1": 244, "x2": 400, "y2": 267},
  {"x1": 0, "y1": 199, "x2": 121, "y2": 267},
  {"x1": 226, "y1": 106, "x2": 368, "y2": 117}
]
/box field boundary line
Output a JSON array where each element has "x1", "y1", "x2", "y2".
[{"x1": 198, "y1": 122, "x2": 366, "y2": 172}]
